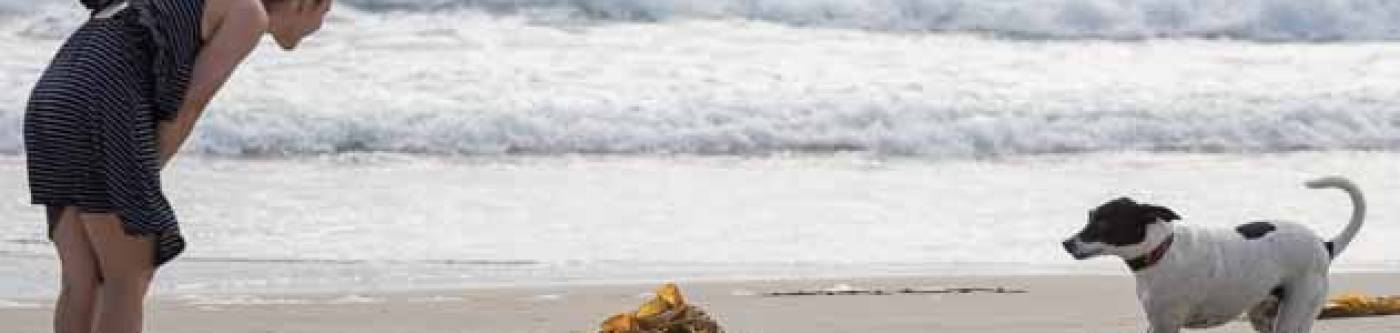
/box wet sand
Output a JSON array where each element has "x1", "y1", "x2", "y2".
[{"x1": 3, "y1": 273, "x2": 1399, "y2": 332}]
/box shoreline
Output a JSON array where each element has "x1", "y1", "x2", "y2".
[
  {"x1": 4, "y1": 273, "x2": 1399, "y2": 332},
  {"x1": 4, "y1": 251, "x2": 1398, "y2": 299}
]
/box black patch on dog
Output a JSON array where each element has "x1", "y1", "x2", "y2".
[
  {"x1": 1074, "y1": 198, "x2": 1181, "y2": 246},
  {"x1": 1324, "y1": 241, "x2": 1335, "y2": 258},
  {"x1": 1235, "y1": 222, "x2": 1276, "y2": 240},
  {"x1": 1271, "y1": 285, "x2": 1284, "y2": 299}
]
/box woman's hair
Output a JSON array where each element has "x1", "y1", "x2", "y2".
[{"x1": 79, "y1": 0, "x2": 119, "y2": 11}]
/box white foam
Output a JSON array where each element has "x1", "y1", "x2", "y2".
[
  {"x1": 177, "y1": 295, "x2": 312, "y2": 306},
  {"x1": 326, "y1": 295, "x2": 381, "y2": 304},
  {"x1": 0, "y1": 299, "x2": 41, "y2": 308},
  {"x1": 6, "y1": 8, "x2": 1400, "y2": 158},
  {"x1": 824, "y1": 283, "x2": 862, "y2": 292},
  {"x1": 527, "y1": 294, "x2": 564, "y2": 302},
  {"x1": 407, "y1": 295, "x2": 464, "y2": 303}
]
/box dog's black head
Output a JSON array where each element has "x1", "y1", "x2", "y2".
[{"x1": 1062, "y1": 197, "x2": 1180, "y2": 260}]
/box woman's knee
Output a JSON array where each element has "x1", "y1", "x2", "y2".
[
  {"x1": 60, "y1": 278, "x2": 101, "y2": 298},
  {"x1": 60, "y1": 266, "x2": 102, "y2": 292},
  {"x1": 100, "y1": 269, "x2": 153, "y2": 291}
]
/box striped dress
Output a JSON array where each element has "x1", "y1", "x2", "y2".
[{"x1": 24, "y1": 0, "x2": 205, "y2": 267}]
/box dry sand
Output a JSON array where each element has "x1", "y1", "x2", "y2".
[{"x1": 2, "y1": 273, "x2": 1398, "y2": 332}]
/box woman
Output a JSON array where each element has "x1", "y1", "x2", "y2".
[{"x1": 23, "y1": 0, "x2": 332, "y2": 331}]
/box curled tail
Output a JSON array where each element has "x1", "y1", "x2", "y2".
[{"x1": 1305, "y1": 176, "x2": 1365, "y2": 258}]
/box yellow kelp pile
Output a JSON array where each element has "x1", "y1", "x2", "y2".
[
  {"x1": 1320, "y1": 294, "x2": 1400, "y2": 319},
  {"x1": 598, "y1": 283, "x2": 724, "y2": 333}
]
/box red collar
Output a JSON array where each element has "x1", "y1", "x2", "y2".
[{"x1": 1126, "y1": 234, "x2": 1174, "y2": 271}]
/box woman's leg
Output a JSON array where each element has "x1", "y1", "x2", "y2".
[
  {"x1": 81, "y1": 213, "x2": 155, "y2": 333},
  {"x1": 51, "y1": 206, "x2": 102, "y2": 333}
]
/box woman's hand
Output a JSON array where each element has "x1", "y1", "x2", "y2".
[{"x1": 157, "y1": 0, "x2": 268, "y2": 168}]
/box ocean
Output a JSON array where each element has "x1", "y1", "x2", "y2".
[{"x1": 1, "y1": 0, "x2": 1399, "y2": 299}]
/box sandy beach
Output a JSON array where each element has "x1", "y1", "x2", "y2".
[{"x1": 2, "y1": 273, "x2": 1397, "y2": 332}]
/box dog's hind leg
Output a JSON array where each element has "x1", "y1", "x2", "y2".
[
  {"x1": 1247, "y1": 296, "x2": 1279, "y2": 333},
  {"x1": 1272, "y1": 277, "x2": 1327, "y2": 333}
]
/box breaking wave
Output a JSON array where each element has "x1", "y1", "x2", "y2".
[{"x1": 2, "y1": 0, "x2": 1399, "y2": 158}]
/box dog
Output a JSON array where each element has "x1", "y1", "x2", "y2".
[{"x1": 1061, "y1": 177, "x2": 1366, "y2": 333}]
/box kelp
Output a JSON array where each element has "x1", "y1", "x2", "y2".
[{"x1": 598, "y1": 283, "x2": 724, "y2": 333}]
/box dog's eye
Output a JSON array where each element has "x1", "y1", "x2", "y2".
[{"x1": 1079, "y1": 224, "x2": 1100, "y2": 236}]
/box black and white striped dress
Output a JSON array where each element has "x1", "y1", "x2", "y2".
[{"x1": 24, "y1": 0, "x2": 205, "y2": 267}]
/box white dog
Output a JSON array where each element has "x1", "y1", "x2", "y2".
[{"x1": 1061, "y1": 177, "x2": 1365, "y2": 333}]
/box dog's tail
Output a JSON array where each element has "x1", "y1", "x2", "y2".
[{"x1": 1305, "y1": 176, "x2": 1365, "y2": 259}]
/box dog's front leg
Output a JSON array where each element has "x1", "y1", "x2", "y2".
[{"x1": 1143, "y1": 297, "x2": 1185, "y2": 333}]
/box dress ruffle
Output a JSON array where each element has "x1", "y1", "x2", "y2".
[{"x1": 128, "y1": 0, "x2": 202, "y2": 122}]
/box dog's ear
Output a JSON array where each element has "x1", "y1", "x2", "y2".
[{"x1": 1140, "y1": 204, "x2": 1180, "y2": 223}]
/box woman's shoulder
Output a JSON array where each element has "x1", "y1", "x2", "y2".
[{"x1": 200, "y1": 0, "x2": 268, "y2": 41}]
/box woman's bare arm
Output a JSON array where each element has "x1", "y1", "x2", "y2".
[{"x1": 157, "y1": 0, "x2": 268, "y2": 167}]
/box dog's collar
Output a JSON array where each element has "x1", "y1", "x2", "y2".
[{"x1": 1126, "y1": 234, "x2": 1174, "y2": 272}]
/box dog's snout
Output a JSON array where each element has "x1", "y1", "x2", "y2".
[{"x1": 1062, "y1": 239, "x2": 1093, "y2": 260}]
